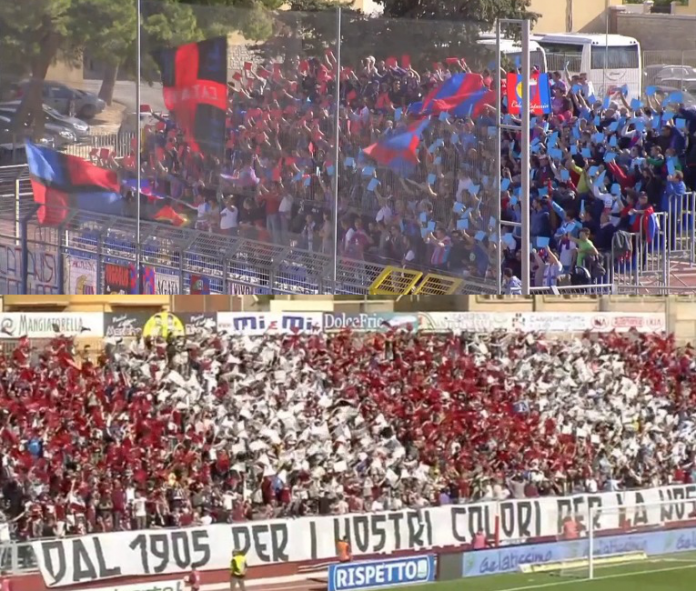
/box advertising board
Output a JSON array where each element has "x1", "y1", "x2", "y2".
[
  {"x1": 461, "y1": 526, "x2": 696, "y2": 577},
  {"x1": 328, "y1": 556, "x2": 436, "y2": 591}
]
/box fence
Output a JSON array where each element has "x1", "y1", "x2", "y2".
[
  {"x1": 0, "y1": 540, "x2": 39, "y2": 574},
  {"x1": 62, "y1": 132, "x2": 136, "y2": 161},
  {"x1": 643, "y1": 50, "x2": 696, "y2": 69},
  {"x1": 5, "y1": 161, "x2": 696, "y2": 295},
  {"x1": 0, "y1": 168, "x2": 499, "y2": 295},
  {"x1": 642, "y1": 50, "x2": 696, "y2": 93}
]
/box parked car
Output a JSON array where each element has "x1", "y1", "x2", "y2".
[
  {"x1": 118, "y1": 106, "x2": 165, "y2": 136},
  {"x1": 644, "y1": 64, "x2": 696, "y2": 88},
  {"x1": 648, "y1": 85, "x2": 696, "y2": 108},
  {"x1": 11, "y1": 80, "x2": 106, "y2": 120},
  {"x1": 0, "y1": 114, "x2": 59, "y2": 164},
  {"x1": 0, "y1": 101, "x2": 90, "y2": 140}
]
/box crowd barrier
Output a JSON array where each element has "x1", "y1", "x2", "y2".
[
  {"x1": 0, "y1": 164, "x2": 498, "y2": 296},
  {"x1": 5, "y1": 154, "x2": 696, "y2": 296}
]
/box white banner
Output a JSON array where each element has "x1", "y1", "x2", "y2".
[
  {"x1": 0, "y1": 312, "x2": 104, "y2": 339},
  {"x1": 217, "y1": 312, "x2": 323, "y2": 335},
  {"x1": 418, "y1": 312, "x2": 665, "y2": 333},
  {"x1": 32, "y1": 484, "x2": 696, "y2": 587},
  {"x1": 154, "y1": 269, "x2": 181, "y2": 295},
  {"x1": 64, "y1": 256, "x2": 97, "y2": 295}
]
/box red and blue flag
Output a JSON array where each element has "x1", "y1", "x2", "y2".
[
  {"x1": 121, "y1": 179, "x2": 167, "y2": 200},
  {"x1": 410, "y1": 73, "x2": 494, "y2": 119},
  {"x1": 25, "y1": 141, "x2": 122, "y2": 226},
  {"x1": 153, "y1": 37, "x2": 228, "y2": 157},
  {"x1": 506, "y1": 73, "x2": 551, "y2": 115},
  {"x1": 362, "y1": 118, "x2": 430, "y2": 175},
  {"x1": 644, "y1": 208, "x2": 659, "y2": 244}
]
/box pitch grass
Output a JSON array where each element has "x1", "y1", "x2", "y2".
[{"x1": 396, "y1": 551, "x2": 696, "y2": 591}]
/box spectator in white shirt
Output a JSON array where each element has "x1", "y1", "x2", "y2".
[
  {"x1": 503, "y1": 268, "x2": 523, "y2": 295},
  {"x1": 578, "y1": 73, "x2": 595, "y2": 98},
  {"x1": 376, "y1": 199, "x2": 393, "y2": 224},
  {"x1": 133, "y1": 492, "x2": 147, "y2": 530},
  {"x1": 533, "y1": 248, "x2": 564, "y2": 288},
  {"x1": 557, "y1": 239, "x2": 578, "y2": 273},
  {"x1": 278, "y1": 191, "x2": 293, "y2": 241},
  {"x1": 220, "y1": 198, "x2": 238, "y2": 236},
  {"x1": 334, "y1": 496, "x2": 349, "y2": 515}
]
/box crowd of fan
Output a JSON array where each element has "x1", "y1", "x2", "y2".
[
  {"x1": 101, "y1": 47, "x2": 696, "y2": 289},
  {"x1": 1, "y1": 326, "x2": 695, "y2": 540}
]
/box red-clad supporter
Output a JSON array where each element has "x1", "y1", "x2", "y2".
[{"x1": 0, "y1": 328, "x2": 695, "y2": 541}]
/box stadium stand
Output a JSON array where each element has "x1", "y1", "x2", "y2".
[{"x1": 0, "y1": 323, "x2": 693, "y2": 540}]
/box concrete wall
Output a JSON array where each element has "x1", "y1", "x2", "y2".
[
  {"x1": 529, "y1": 0, "x2": 623, "y2": 34},
  {"x1": 2, "y1": 295, "x2": 171, "y2": 312},
  {"x1": 674, "y1": 0, "x2": 696, "y2": 15},
  {"x1": 46, "y1": 58, "x2": 84, "y2": 86},
  {"x1": 616, "y1": 10, "x2": 696, "y2": 51}
]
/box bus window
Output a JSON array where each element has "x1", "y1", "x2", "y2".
[
  {"x1": 537, "y1": 42, "x2": 583, "y2": 73},
  {"x1": 590, "y1": 46, "x2": 640, "y2": 70},
  {"x1": 501, "y1": 50, "x2": 547, "y2": 73}
]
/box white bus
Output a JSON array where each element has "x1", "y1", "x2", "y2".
[
  {"x1": 535, "y1": 33, "x2": 642, "y2": 101},
  {"x1": 476, "y1": 38, "x2": 548, "y2": 74}
]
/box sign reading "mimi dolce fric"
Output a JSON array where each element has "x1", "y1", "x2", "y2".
[{"x1": 32, "y1": 484, "x2": 696, "y2": 587}]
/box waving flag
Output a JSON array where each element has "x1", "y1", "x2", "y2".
[
  {"x1": 153, "y1": 37, "x2": 228, "y2": 157},
  {"x1": 154, "y1": 205, "x2": 188, "y2": 227},
  {"x1": 410, "y1": 74, "x2": 494, "y2": 118},
  {"x1": 506, "y1": 73, "x2": 551, "y2": 115},
  {"x1": 121, "y1": 179, "x2": 167, "y2": 201},
  {"x1": 644, "y1": 207, "x2": 659, "y2": 244},
  {"x1": 362, "y1": 118, "x2": 430, "y2": 176},
  {"x1": 25, "y1": 142, "x2": 121, "y2": 226}
]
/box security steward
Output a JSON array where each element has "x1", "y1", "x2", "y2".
[
  {"x1": 336, "y1": 536, "x2": 352, "y2": 563},
  {"x1": 230, "y1": 549, "x2": 247, "y2": 591}
]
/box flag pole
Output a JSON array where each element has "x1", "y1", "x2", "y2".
[
  {"x1": 135, "y1": 0, "x2": 142, "y2": 294},
  {"x1": 332, "y1": 6, "x2": 342, "y2": 292}
]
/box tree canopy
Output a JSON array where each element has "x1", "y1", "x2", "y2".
[
  {"x1": 0, "y1": 0, "x2": 538, "y2": 129},
  {"x1": 251, "y1": 0, "x2": 537, "y2": 72}
]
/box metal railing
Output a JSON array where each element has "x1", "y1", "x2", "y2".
[
  {"x1": 0, "y1": 540, "x2": 39, "y2": 574},
  {"x1": 62, "y1": 132, "x2": 136, "y2": 161},
  {"x1": 4, "y1": 155, "x2": 696, "y2": 296},
  {"x1": 643, "y1": 50, "x2": 696, "y2": 69},
  {"x1": 0, "y1": 190, "x2": 498, "y2": 296}
]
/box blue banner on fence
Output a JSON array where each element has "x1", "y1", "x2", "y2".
[
  {"x1": 462, "y1": 527, "x2": 696, "y2": 577},
  {"x1": 329, "y1": 556, "x2": 436, "y2": 591}
]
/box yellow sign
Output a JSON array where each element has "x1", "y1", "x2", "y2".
[{"x1": 142, "y1": 312, "x2": 185, "y2": 339}]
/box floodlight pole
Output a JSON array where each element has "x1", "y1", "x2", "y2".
[
  {"x1": 496, "y1": 19, "x2": 531, "y2": 296},
  {"x1": 521, "y1": 20, "x2": 531, "y2": 296},
  {"x1": 332, "y1": 7, "x2": 342, "y2": 292},
  {"x1": 495, "y1": 20, "x2": 503, "y2": 295},
  {"x1": 136, "y1": 0, "x2": 142, "y2": 294}
]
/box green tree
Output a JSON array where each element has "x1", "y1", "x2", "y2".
[
  {"x1": 0, "y1": 0, "x2": 93, "y2": 131},
  {"x1": 78, "y1": 0, "x2": 138, "y2": 105},
  {"x1": 251, "y1": 0, "x2": 538, "y2": 72}
]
